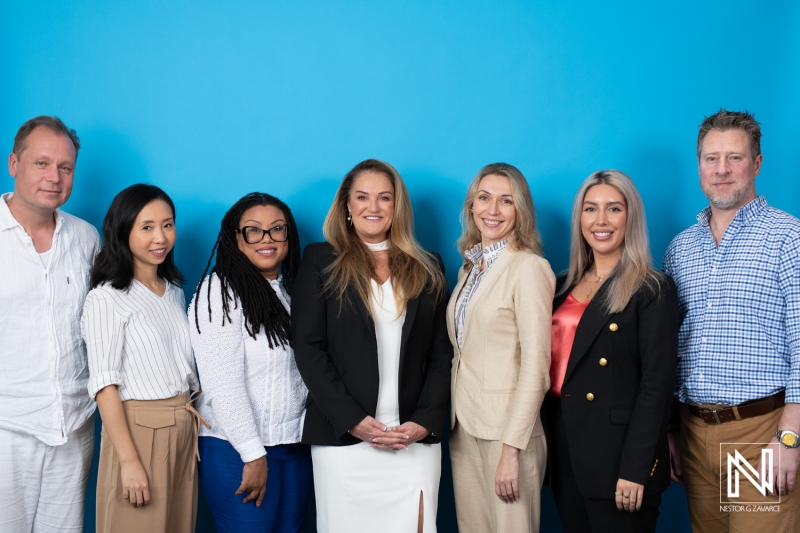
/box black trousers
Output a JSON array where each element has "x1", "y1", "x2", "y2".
[{"x1": 542, "y1": 395, "x2": 662, "y2": 533}]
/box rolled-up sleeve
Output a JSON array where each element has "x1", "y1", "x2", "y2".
[{"x1": 81, "y1": 289, "x2": 127, "y2": 400}]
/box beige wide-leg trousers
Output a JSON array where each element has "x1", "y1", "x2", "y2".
[
  {"x1": 96, "y1": 392, "x2": 205, "y2": 533},
  {"x1": 450, "y1": 422, "x2": 547, "y2": 533}
]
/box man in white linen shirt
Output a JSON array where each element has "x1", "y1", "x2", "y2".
[{"x1": 0, "y1": 116, "x2": 100, "y2": 532}]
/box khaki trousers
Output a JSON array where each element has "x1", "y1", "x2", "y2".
[
  {"x1": 97, "y1": 392, "x2": 202, "y2": 533},
  {"x1": 450, "y1": 422, "x2": 546, "y2": 533},
  {"x1": 681, "y1": 404, "x2": 799, "y2": 533}
]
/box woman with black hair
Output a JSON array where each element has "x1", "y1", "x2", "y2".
[
  {"x1": 81, "y1": 184, "x2": 203, "y2": 532},
  {"x1": 188, "y1": 192, "x2": 311, "y2": 533}
]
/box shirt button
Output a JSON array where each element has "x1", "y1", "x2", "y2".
[
  {"x1": 702, "y1": 337, "x2": 707, "y2": 343},
  {"x1": 699, "y1": 374, "x2": 704, "y2": 379},
  {"x1": 707, "y1": 303, "x2": 712, "y2": 308},
  {"x1": 712, "y1": 267, "x2": 717, "y2": 273}
]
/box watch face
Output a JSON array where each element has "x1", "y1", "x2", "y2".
[{"x1": 781, "y1": 433, "x2": 798, "y2": 447}]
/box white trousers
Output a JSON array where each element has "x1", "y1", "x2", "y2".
[{"x1": 0, "y1": 414, "x2": 95, "y2": 533}]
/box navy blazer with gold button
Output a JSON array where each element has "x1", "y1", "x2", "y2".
[{"x1": 544, "y1": 273, "x2": 679, "y2": 498}]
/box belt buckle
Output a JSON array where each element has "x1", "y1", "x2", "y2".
[{"x1": 701, "y1": 407, "x2": 722, "y2": 424}]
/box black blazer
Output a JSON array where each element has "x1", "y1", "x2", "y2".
[
  {"x1": 543, "y1": 274, "x2": 679, "y2": 498},
  {"x1": 291, "y1": 242, "x2": 452, "y2": 446}
]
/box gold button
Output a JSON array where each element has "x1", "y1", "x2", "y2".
[
  {"x1": 599, "y1": 358, "x2": 608, "y2": 366},
  {"x1": 586, "y1": 392, "x2": 595, "y2": 401},
  {"x1": 609, "y1": 323, "x2": 618, "y2": 332}
]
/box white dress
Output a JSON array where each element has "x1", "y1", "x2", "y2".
[{"x1": 311, "y1": 278, "x2": 442, "y2": 533}]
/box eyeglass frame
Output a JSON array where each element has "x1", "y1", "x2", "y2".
[{"x1": 236, "y1": 224, "x2": 290, "y2": 244}]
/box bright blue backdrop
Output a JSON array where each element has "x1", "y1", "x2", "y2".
[{"x1": 2, "y1": 1, "x2": 799, "y2": 531}]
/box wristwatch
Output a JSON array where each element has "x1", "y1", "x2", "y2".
[{"x1": 775, "y1": 429, "x2": 800, "y2": 449}]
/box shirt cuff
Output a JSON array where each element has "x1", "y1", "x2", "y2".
[
  {"x1": 232, "y1": 437, "x2": 267, "y2": 463},
  {"x1": 88, "y1": 372, "x2": 123, "y2": 400},
  {"x1": 785, "y1": 386, "x2": 800, "y2": 404}
]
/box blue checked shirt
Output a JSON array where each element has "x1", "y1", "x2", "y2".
[{"x1": 662, "y1": 196, "x2": 800, "y2": 405}]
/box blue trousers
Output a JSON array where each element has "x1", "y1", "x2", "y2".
[{"x1": 198, "y1": 437, "x2": 312, "y2": 533}]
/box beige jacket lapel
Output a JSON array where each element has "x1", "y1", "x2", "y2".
[
  {"x1": 447, "y1": 268, "x2": 469, "y2": 353},
  {"x1": 461, "y1": 248, "x2": 513, "y2": 340}
]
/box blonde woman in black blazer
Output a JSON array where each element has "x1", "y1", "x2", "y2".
[
  {"x1": 292, "y1": 159, "x2": 450, "y2": 533},
  {"x1": 542, "y1": 170, "x2": 678, "y2": 533}
]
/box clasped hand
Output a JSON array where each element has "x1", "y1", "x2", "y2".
[{"x1": 349, "y1": 416, "x2": 429, "y2": 451}]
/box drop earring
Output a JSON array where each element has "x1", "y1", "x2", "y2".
[{"x1": 347, "y1": 212, "x2": 352, "y2": 226}]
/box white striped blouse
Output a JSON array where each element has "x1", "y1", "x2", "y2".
[{"x1": 81, "y1": 280, "x2": 199, "y2": 401}]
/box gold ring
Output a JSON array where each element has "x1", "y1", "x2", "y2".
[
  {"x1": 614, "y1": 491, "x2": 622, "y2": 496},
  {"x1": 623, "y1": 495, "x2": 630, "y2": 499}
]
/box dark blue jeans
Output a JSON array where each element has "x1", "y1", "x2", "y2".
[{"x1": 198, "y1": 437, "x2": 313, "y2": 533}]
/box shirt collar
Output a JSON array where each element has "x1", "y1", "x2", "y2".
[
  {"x1": 0, "y1": 193, "x2": 19, "y2": 231},
  {"x1": 466, "y1": 239, "x2": 508, "y2": 268},
  {"x1": 696, "y1": 195, "x2": 767, "y2": 229},
  {"x1": 0, "y1": 192, "x2": 65, "y2": 232}
]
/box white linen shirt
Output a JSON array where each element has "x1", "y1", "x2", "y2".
[
  {"x1": 189, "y1": 274, "x2": 307, "y2": 463},
  {"x1": 82, "y1": 281, "x2": 199, "y2": 401},
  {"x1": 0, "y1": 192, "x2": 100, "y2": 446}
]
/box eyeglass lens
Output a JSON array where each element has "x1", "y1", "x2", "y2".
[{"x1": 242, "y1": 225, "x2": 288, "y2": 243}]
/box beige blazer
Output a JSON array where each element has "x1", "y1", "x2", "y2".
[{"x1": 447, "y1": 248, "x2": 555, "y2": 450}]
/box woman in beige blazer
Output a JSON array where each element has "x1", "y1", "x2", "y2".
[{"x1": 447, "y1": 163, "x2": 555, "y2": 533}]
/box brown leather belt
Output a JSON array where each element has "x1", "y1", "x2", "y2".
[{"x1": 686, "y1": 390, "x2": 785, "y2": 424}]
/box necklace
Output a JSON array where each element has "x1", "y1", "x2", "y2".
[{"x1": 583, "y1": 271, "x2": 605, "y2": 299}]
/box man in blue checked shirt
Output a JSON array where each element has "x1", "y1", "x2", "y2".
[{"x1": 663, "y1": 109, "x2": 800, "y2": 532}]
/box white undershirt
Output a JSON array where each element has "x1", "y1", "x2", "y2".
[{"x1": 38, "y1": 249, "x2": 52, "y2": 268}]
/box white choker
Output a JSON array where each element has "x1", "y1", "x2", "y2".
[{"x1": 364, "y1": 240, "x2": 390, "y2": 252}]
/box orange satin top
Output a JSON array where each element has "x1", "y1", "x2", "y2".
[{"x1": 549, "y1": 293, "x2": 590, "y2": 397}]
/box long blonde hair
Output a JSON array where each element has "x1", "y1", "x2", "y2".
[
  {"x1": 456, "y1": 163, "x2": 543, "y2": 268},
  {"x1": 322, "y1": 159, "x2": 446, "y2": 313},
  {"x1": 559, "y1": 169, "x2": 664, "y2": 313}
]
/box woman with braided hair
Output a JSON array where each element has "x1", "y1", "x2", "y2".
[{"x1": 188, "y1": 192, "x2": 311, "y2": 533}]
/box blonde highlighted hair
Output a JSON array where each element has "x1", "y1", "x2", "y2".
[
  {"x1": 559, "y1": 169, "x2": 664, "y2": 313},
  {"x1": 322, "y1": 159, "x2": 446, "y2": 314},
  {"x1": 456, "y1": 162, "x2": 543, "y2": 268}
]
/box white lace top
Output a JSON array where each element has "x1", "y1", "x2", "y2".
[{"x1": 189, "y1": 274, "x2": 307, "y2": 463}]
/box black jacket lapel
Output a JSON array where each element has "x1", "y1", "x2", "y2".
[
  {"x1": 398, "y1": 294, "x2": 421, "y2": 378},
  {"x1": 563, "y1": 283, "x2": 612, "y2": 383}
]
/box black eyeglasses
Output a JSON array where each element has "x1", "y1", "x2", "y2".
[{"x1": 237, "y1": 224, "x2": 289, "y2": 244}]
